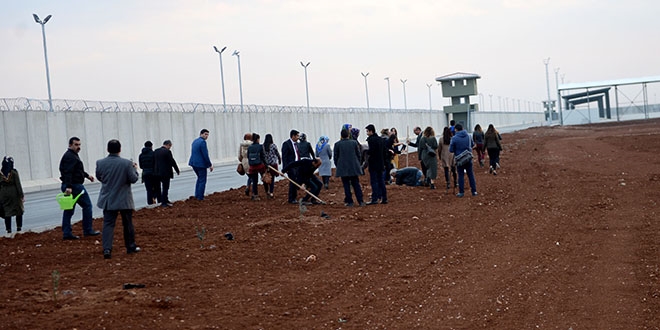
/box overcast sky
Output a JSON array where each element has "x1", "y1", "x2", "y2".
[{"x1": 1, "y1": 0, "x2": 658, "y2": 110}]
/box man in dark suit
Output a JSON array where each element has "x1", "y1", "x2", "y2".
[
  {"x1": 406, "y1": 126, "x2": 427, "y2": 184},
  {"x1": 281, "y1": 129, "x2": 300, "y2": 204},
  {"x1": 96, "y1": 139, "x2": 140, "y2": 259},
  {"x1": 333, "y1": 128, "x2": 365, "y2": 207},
  {"x1": 365, "y1": 124, "x2": 388, "y2": 205},
  {"x1": 154, "y1": 140, "x2": 180, "y2": 207}
]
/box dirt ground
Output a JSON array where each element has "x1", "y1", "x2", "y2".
[{"x1": 1, "y1": 119, "x2": 660, "y2": 330}]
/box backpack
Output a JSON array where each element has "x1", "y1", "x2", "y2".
[{"x1": 248, "y1": 147, "x2": 262, "y2": 166}]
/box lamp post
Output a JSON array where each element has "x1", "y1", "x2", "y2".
[
  {"x1": 400, "y1": 79, "x2": 407, "y2": 110},
  {"x1": 384, "y1": 77, "x2": 392, "y2": 111},
  {"x1": 555, "y1": 67, "x2": 562, "y2": 125},
  {"x1": 33, "y1": 13, "x2": 53, "y2": 112},
  {"x1": 543, "y1": 57, "x2": 552, "y2": 122},
  {"x1": 426, "y1": 83, "x2": 433, "y2": 110},
  {"x1": 301, "y1": 61, "x2": 311, "y2": 112},
  {"x1": 213, "y1": 46, "x2": 227, "y2": 111},
  {"x1": 233, "y1": 50, "x2": 244, "y2": 112},
  {"x1": 361, "y1": 72, "x2": 370, "y2": 110}
]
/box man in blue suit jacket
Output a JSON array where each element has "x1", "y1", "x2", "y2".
[{"x1": 188, "y1": 129, "x2": 214, "y2": 200}]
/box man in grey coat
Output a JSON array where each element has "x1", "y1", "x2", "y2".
[
  {"x1": 96, "y1": 139, "x2": 140, "y2": 259},
  {"x1": 333, "y1": 129, "x2": 365, "y2": 207}
]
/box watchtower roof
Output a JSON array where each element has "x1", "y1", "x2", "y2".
[{"x1": 435, "y1": 72, "x2": 481, "y2": 82}]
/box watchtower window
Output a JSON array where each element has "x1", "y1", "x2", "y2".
[
  {"x1": 463, "y1": 79, "x2": 467, "y2": 86},
  {"x1": 451, "y1": 80, "x2": 456, "y2": 87}
]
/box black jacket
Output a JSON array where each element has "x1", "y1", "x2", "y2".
[
  {"x1": 59, "y1": 149, "x2": 90, "y2": 188},
  {"x1": 138, "y1": 147, "x2": 155, "y2": 177},
  {"x1": 154, "y1": 146, "x2": 180, "y2": 179},
  {"x1": 366, "y1": 134, "x2": 386, "y2": 172}
]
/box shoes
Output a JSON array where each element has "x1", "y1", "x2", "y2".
[
  {"x1": 324, "y1": 183, "x2": 329, "y2": 190},
  {"x1": 84, "y1": 230, "x2": 101, "y2": 237},
  {"x1": 456, "y1": 193, "x2": 464, "y2": 198},
  {"x1": 103, "y1": 249, "x2": 112, "y2": 259},
  {"x1": 63, "y1": 235, "x2": 80, "y2": 240},
  {"x1": 365, "y1": 201, "x2": 379, "y2": 205},
  {"x1": 489, "y1": 166, "x2": 493, "y2": 174},
  {"x1": 251, "y1": 195, "x2": 261, "y2": 201},
  {"x1": 493, "y1": 170, "x2": 497, "y2": 176},
  {"x1": 345, "y1": 203, "x2": 354, "y2": 207},
  {"x1": 380, "y1": 200, "x2": 388, "y2": 205},
  {"x1": 496, "y1": 162, "x2": 500, "y2": 169},
  {"x1": 267, "y1": 193, "x2": 274, "y2": 199},
  {"x1": 161, "y1": 203, "x2": 172, "y2": 207},
  {"x1": 127, "y1": 246, "x2": 141, "y2": 254},
  {"x1": 430, "y1": 184, "x2": 436, "y2": 190},
  {"x1": 446, "y1": 183, "x2": 450, "y2": 189},
  {"x1": 359, "y1": 202, "x2": 366, "y2": 207},
  {"x1": 245, "y1": 187, "x2": 250, "y2": 196},
  {"x1": 288, "y1": 200, "x2": 298, "y2": 204},
  {"x1": 6, "y1": 230, "x2": 11, "y2": 234},
  {"x1": 17, "y1": 227, "x2": 21, "y2": 232},
  {"x1": 472, "y1": 192, "x2": 479, "y2": 196}
]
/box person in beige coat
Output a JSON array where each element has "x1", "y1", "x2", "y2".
[{"x1": 238, "y1": 132, "x2": 253, "y2": 196}]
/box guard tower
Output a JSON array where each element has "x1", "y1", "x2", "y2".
[{"x1": 435, "y1": 72, "x2": 481, "y2": 129}]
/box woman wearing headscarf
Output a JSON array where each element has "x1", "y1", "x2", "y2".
[
  {"x1": 316, "y1": 135, "x2": 332, "y2": 189},
  {"x1": 0, "y1": 156, "x2": 24, "y2": 233},
  {"x1": 350, "y1": 128, "x2": 365, "y2": 167}
]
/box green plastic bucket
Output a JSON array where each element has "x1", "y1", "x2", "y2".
[{"x1": 56, "y1": 191, "x2": 85, "y2": 210}]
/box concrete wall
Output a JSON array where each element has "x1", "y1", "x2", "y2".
[{"x1": 0, "y1": 109, "x2": 545, "y2": 190}]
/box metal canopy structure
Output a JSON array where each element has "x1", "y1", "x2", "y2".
[{"x1": 557, "y1": 75, "x2": 660, "y2": 124}]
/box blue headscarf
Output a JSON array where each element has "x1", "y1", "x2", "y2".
[
  {"x1": 316, "y1": 136, "x2": 329, "y2": 154},
  {"x1": 342, "y1": 123, "x2": 352, "y2": 133},
  {"x1": 350, "y1": 128, "x2": 360, "y2": 141}
]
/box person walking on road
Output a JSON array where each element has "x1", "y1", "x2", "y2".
[
  {"x1": 96, "y1": 139, "x2": 140, "y2": 259},
  {"x1": 58, "y1": 137, "x2": 100, "y2": 240},
  {"x1": 188, "y1": 129, "x2": 214, "y2": 200},
  {"x1": 154, "y1": 140, "x2": 180, "y2": 207},
  {"x1": 138, "y1": 141, "x2": 160, "y2": 205},
  {"x1": 1, "y1": 156, "x2": 24, "y2": 233}
]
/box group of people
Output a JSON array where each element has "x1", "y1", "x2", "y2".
[{"x1": 1, "y1": 121, "x2": 503, "y2": 257}]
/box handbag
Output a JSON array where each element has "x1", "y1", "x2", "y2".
[
  {"x1": 455, "y1": 149, "x2": 473, "y2": 167},
  {"x1": 236, "y1": 163, "x2": 245, "y2": 176},
  {"x1": 427, "y1": 147, "x2": 436, "y2": 158},
  {"x1": 262, "y1": 172, "x2": 273, "y2": 184}
]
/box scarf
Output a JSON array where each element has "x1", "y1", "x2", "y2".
[
  {"x1": 316, "y1": 136, "x2": 329, "y2": 154},
  {"x1": 342, "y1": 123, "x2": 352, "y2": 133},
  {"x1": 1, "y1": 156, "x2": 14, "y2": 178},
  {"x1": 350, "y1": 128, "x2": 360, "y2": 141}
]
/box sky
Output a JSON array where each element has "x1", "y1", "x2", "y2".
[{"x1": 1, "y1": 0, "x2": 659, "y2": 110}]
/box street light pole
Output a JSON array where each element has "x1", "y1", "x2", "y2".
[
  {"x1": 384, "y1": 77, "x2": 392, "y2": 111},
  {"x1": 426, "y1": 83, "x2": 433, "y2": 110},
  {"x1": 233, "y1": 50, "x2": 244, "y2": 113},
  {"x1": 400, "y1": 79, "x2": 407, "y2": 110},
  {"x1": 543, "y1": 57, "x2": 552, "y2": 122},
  {"x1": 555, "y1": 67, "x2": 562, "y2": 125},
  {"x1": 361, "y1": 72, "x2": 370, "y2": 110},
  {"x1": 33, "y1": 13, "x2": 53, "y2": 112},
  {"x1": 301, "y1": 61, "x2": 311, "y2": 113},
  {"x1": 213, "y1": 46, "x2": 227, "y2": 111}
]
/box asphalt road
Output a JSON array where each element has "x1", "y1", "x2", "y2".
[{"x1": 11, "y1": 163, "x2": 251, "y2": 235}]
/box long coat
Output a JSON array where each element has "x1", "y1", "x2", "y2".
[
  {"x1": 420, "y1": 136, "x2": 438, "y2": 180},
  {"x1": 366, "y1": 134, "x2": 386, "y2": 172},
  {"x1": 0, "y1": 169, "x2": 24, "y2": 217},
  {"x1": 96, "y1": 154, "x2": 139, "y2": 210},
  {"x1": 333, "y1": 139, "x2": 363, "y2": 177},
  {"x1": 317, "y1": 143, "x2": 332, "y2": 177}
]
